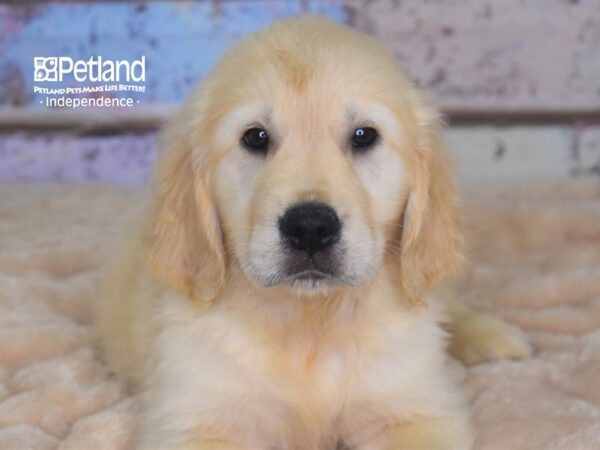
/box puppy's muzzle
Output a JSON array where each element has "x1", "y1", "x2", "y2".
[{"x1": 279, "y1": 202, "x2": 341, "y2": 256}]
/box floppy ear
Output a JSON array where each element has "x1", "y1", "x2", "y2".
[
  {"x1": 143, "y1": 116, "x2": 225, "y2": 306},
  {"x1": 398, "y1": 113, "x2": 465, "y2": 306}
]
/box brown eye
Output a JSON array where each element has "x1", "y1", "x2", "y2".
[
  {"x1": 242, "y1": 128, "x2": 269, "y2": 154},
  {"x1": 351, "y1": 127, "x2": 378, "y2": 151}
]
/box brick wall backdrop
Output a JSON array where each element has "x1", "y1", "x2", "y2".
[{"x1": 1, "y1": 0, "x2": 599, "y2": 185}]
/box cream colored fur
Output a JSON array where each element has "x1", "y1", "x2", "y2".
[{"x1": 94, "y1": 17, "x2": 529, "y2": 450}]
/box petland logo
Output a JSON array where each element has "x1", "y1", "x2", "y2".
[
  {"x1": 33, "y1": 56, "x2": 146, "y2": 108},
  {"x1": 34, "y1": 56, "x2": 145, "y2": 83}
]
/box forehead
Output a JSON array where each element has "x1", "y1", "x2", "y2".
[
  {"x1": 212, "y1": 25, "x2": 405, "y2": 105},
  {"x1": 201, "y1": 22, "x2": 423, "y2": 153},
  {"x1": 252, "y1": 53, "x2": 395, "y2": 109},
  {"x1": 214, "y1": 62, "x2": 404, "y2": 134}
]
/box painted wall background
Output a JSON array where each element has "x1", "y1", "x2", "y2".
[
  {"x1": 0, "y1": 1, "x2": 347, "y2": 108},
  {"x1": 0, "y1": 0, "x2": 599, "y2": 185}
]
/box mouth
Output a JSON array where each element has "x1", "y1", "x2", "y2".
[
  {"x1": 282, "y1": 269, "x2": 338, "y2": 290},
  {"x1": 287, "y1": 269, "x2": 329, "y2": 281}
]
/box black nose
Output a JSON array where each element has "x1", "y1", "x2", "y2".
[{"x1": 279, "y1": 202, "x2": 341, "y2": 255}]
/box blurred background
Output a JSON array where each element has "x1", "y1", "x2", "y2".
[{"x1": 0, "y1": 0, "x2": 599, "y2": 186}]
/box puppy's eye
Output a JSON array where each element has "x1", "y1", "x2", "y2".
[
  {"x1": 351, "y1": 127, "x2": 378, "y2": 151},
  {"x1": 242, "y1": 128, "x2": 269, "y2": 154}
]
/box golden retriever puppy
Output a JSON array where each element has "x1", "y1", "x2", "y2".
[{"x1": 95, "y1": 17, "x2": 530, "y2": 450}]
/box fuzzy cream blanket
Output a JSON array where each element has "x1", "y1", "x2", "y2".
[{"x1": 0, "y1": 182, "x2": 598, "y2": 450}]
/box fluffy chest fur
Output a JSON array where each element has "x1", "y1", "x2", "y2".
[{"x1": 142, "y1": 272, "x2": 452, "y2": 449}]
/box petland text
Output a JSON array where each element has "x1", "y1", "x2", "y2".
[{"x1": 34, "y1": 56, "x2": 145, "y2": 83}]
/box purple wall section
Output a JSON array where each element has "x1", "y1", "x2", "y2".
[{"x1": 0, "y1": 133, "x2": 158, "y2": 186}]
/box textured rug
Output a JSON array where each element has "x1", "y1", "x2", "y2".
[{"x1": 0, "y1": 181, "x2": 598, "y2": 450}]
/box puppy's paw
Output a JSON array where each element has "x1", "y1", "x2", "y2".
[
  {"x1": 359, "y1": 416, "x2": 473, "y2": 450},
  {"x1": 449, "y1": 312, "x2": 532, "y2": 366}
]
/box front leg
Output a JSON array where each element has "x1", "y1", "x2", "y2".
[
  {"x1": 141, "y1": 438, "x2": 251, "y2": 450},
  {"x1": 132, "y1": 370, "x2": 281, "y2": 450},
  {"x1": 133, "y1": 416, "x2": 271, "y2": 450},
  {"x1": 358, "y1": 417, "x2": 473, "y2": 450}
]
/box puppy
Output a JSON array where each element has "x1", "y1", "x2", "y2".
[{"x1": 95, "y1": 17, "x2": 530, "y2": 450}]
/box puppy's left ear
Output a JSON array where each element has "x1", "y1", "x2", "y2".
[
  {"x1": 397, "y1": 109, "x2": 465, "y2": 306},
  {"x1": 143, "y1": 112, "x2": 225, "y2": 306}
]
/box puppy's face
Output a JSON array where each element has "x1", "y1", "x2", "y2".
[
  {"x1": 207, "y1": 44, "x2": 421, "y2": 294},
  {"x1": 215, "y1": 94, "x2": 410, "y2": 294},
  {"x1": 146, "y1": 18, "x2": 462, "y2": 304}
]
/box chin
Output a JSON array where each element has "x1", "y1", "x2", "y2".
[{"x1": 282, "y1": 271, "x2": 345, "y2": 295}]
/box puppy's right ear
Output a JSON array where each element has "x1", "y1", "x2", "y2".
[{"x1": 143, "y1": 116, "x2": 225, "y2": 306}]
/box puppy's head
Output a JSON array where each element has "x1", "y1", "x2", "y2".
[{"x1": 144, "y1": 17, "x2": 463, "y2": 305}]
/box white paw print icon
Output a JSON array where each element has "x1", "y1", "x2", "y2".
[{"x1": 34, "y1": 57, "x2": 58, "y2": 82}]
